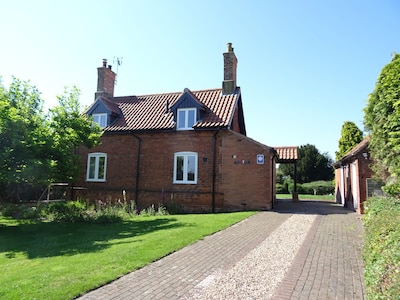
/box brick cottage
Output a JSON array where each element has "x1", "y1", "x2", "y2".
[
  {"x1": 333, "y1": 136, "x2": 383, "y2": 214},
  {"x1": 76, "y1": 43, "x2": 277, "y2": 212}
]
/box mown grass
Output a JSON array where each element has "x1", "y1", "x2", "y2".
[
  {"x1": 0, "y1": 211, "x2": 255, "y2": 299},
  {"x1": 276, "y1": 194, "x2": 335, "y2": 201}
]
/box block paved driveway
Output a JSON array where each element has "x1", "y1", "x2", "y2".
[{"x1": 77, "y1": 199, "x2": 365, "y2": 300}]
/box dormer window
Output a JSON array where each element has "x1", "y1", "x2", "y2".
[
  {"x1": 177, "y1": 108, "x2": 196, "y2": 130},
  {"x1": 93, "y1": 113, "x2": 107, "y2": 128}
]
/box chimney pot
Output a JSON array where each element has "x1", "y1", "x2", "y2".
[
  {"x1": 227, "y1": 42, "x2": 233, "y2": 52},
  {"x1": 102, "y1": 59, "x2": 107, "y2": 67},
  {"x1": 108, "y1": 65, "x2": 112, "y2": 70}
]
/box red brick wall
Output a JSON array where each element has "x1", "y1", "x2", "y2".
[
  {"x1": 334, "y1": 151, "x2": 373, "y2": 214},
  {"x1": 76, "y1": 134, "x2": 139, "y2": 202},
  {"x1": 356, "y1": 153, "x2": 373, "y2": 214},
  {"x1": 76, "y1": 129, "x2": 275, "y2": 212},
  {"x1": 230, "y1": 105, "x2": 240, "y2": 134},
  {"x1": 219, "y1": 131, "x2": 275, "y2": 211}
]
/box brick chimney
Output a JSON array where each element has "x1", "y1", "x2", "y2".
[
  {"x1": 222, "y1": 43, "x2": 238, "y2": 95},
  {"x1": 95, "y1": 59, "x2": 116, "y2": 100}
]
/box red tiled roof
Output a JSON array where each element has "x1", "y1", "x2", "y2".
[
  {"x1": 274, "y1": 146, "x2": 298, "y2": 161},
  {"x1": 95, "y1": 88, "x2": 240, "y2": 132}
]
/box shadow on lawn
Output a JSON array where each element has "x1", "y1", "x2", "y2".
[{"x1": 0, "y1": 217, "x2": 184, "y2": 259}]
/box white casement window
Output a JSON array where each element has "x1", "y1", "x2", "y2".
[
  {"x1": 92, "y1": 113, "x2": 108, "y2": 128},
  {"x1": 177, "y1": 108, "x2": 196, "y2": 130},
  {"x1": 173, "y1": 152, "x2": 198, "y2": 184},
  {"x1": 86, "y1": 153, "x2": 107, "y2": 182}
]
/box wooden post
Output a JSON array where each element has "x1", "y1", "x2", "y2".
[{"x1": 292, "y1": 161, "x2": 299, "y2": 202}]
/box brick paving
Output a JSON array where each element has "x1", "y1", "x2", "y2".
[
  {"x1": 272, "y1": 200, "x2": 365, "y2": 300},
  {"x1": 77, "y1": 199, "x2": 365, "y2": 300}
]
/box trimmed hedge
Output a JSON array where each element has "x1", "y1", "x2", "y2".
[
  {"x1": 363, "y1": 196, "x2": 400, "y2": 299},
  {"x1": 286, "y1": 180, "x2": 334, "y2": 195}
]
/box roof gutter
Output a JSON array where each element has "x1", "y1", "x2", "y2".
[{"x1": 130, "y1": 132, "x2": 142, "y2": 212}]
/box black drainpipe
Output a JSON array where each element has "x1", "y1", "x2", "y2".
[
  {"x1": 270, "y1": 148, "x2": 277, "y2": 209},
  {"x1": 131, "y1": 133, "x2": 141, "y2": 211},
  {"x1": 212, "y1": 129, "x2": 220, "y2": 213}
]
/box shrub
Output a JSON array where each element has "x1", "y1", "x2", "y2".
[
  {"x1": 302, "y1": 181, "x2": 334, "y2": 195},
  {"x1": 45, "y1": 201, "x2": 86, "y2": 222},
  {"x1": 1, "y1": 201, "x2": 170, "y2": 223},
  {"x1": 140, "y1": 204, "x2": 169, "y2": 216},
  {"x1": 288, "y1": 183, "x2": 305, "y2": 194},
  {"x1": 157, "y1": 204, "x2": 169, "y2": 216},
  {"x1": 0, "y1": 203, "x2": 42, "y2": 219},
  {"x1": 363, "y1": 196, "x2": 400, "y2": 299},
  {"x1": 276, "y1": 183, "x2": 288, "y2": 194},
  {"x1": 382, "y1": 182, "x2": 400, "y2": 197}
]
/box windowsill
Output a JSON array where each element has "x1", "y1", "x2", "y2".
[
  {"x1": 86, "y1": 179, "x2": 106, "y2": 182},
  {"x1": 176, "y1": 127, "x2": 194, "y2": 131}
]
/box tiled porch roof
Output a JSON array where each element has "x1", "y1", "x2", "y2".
[{"x1": 274, "y1": 146, "x2": 298, "y2": 162}]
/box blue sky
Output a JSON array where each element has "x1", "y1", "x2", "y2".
[{"x1": 1, "y1": 1, "x2": 399, "y2": 159}]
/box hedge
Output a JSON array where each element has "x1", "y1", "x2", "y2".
[{"x1": 286, "y1": 180, "x2": 334, "y2": 195}]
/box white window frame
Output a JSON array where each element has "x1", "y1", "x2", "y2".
[
  {"x1": 92, "y1": 113, "x2": 108, "y2": 128},
  {"x1": 177, "y1": 108, "x2": 196, "y2": 130},
  {"x1": 173, "y1": 152, "x2": 198, "y2": 184},
  {"x1": 86, "y1": 152, "x2": 107, "y2": 182}
]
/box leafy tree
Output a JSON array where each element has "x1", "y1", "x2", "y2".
[
  {"x1": 335, "y1": 121, "x2": 363, "y2": 160},
  {"x1": 0, "y1": 77, "x2": 50, "y2": 201},
  {"x1": 0, "y1": 79, "x2": 102, "y2": 202},
  {"x1": 364, "y1": 53, "x2": 400, "y2": 186},
  {"x1": 48, "y1": 86, "x2": 102, "y2": 183},
  {"x1": 279, "y1": 144, "x2": 334, "y2": 184}
]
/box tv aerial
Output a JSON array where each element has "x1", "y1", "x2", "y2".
[{"x1": 113, "y1": 56, "x2": 123, "y2": 84}]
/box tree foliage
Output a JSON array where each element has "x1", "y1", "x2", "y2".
[
  {"x1": 0, "y1": 77, "x2": 50, "y2": 201},
  {"x1": 335, "y1": 121, "x2": 363, "y2": 160},
  {"x1": 49, "y1": 87, "x2": 102, "y2": 183},
  {"x1": 364, "y1": 53, "x2": 400, "y2": 185},
  {"x1": 279, "y1": 144, "x2": 334, "y2": 184},
  {"x1": 0, "y1": 78, "x2": 102, "y2": 202}
]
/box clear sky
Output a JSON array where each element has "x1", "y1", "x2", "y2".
[{"x1": 1, "y1": 0, "x2": 399, "y2": 159}]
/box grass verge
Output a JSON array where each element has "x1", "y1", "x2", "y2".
[
  {"x1": 0, "y1": 211, "x2": 255, "y2": 299},
  {"x1": 363, "y1": 196, "x2": 400, "y2": 299},
  {"x1": 276, "y1": 194, "x2": 335, "y2": 201}
]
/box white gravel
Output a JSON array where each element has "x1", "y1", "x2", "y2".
[{"x1": 184, "y1": 214, "x2": 316, "y2": 300}]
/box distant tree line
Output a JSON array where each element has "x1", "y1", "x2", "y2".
[
  {"x1": 0, "y1": 77, "x2": 102, "y2": 202},
  {"x1": 278, "y1": 144, "x2": 334, "y2": 185}
]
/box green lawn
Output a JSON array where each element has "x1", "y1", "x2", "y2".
[
  {"x1": 276, "y1": 194, "x2": 335, "y2": 201},
  {"x1": 0, "y1": 212, "x2": 255, "y2": 299}
]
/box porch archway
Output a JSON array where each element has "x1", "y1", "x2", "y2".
[{"x1": 274, "y1": 146, "x2": 299, "y2": 201}]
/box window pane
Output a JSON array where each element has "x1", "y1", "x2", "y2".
[
  {"x1": 187, "y1": 156, "x2": 195, "y2": 181},
  {"x1": 88, "y1": 157, "x2": 96, "y2": 179},
  {"x1": 98, "y1": 156, "x2": 105, "y2": 179},
  {"x1": 176, "y1": 156, "x2": 184, "y2": 181},
  {"x1": 100, "y1": 115, "x2": 107, "y2": 128},
  {"x1": 188, "y1": 110, "x2": 195, "y2": 127},
  {"x1": 178, "y1": 110, "x2": 186, "y2": 129}
]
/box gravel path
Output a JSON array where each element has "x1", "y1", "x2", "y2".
[{"x1": 184, "y1": 214, "x2": 317, "y2": 299}]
